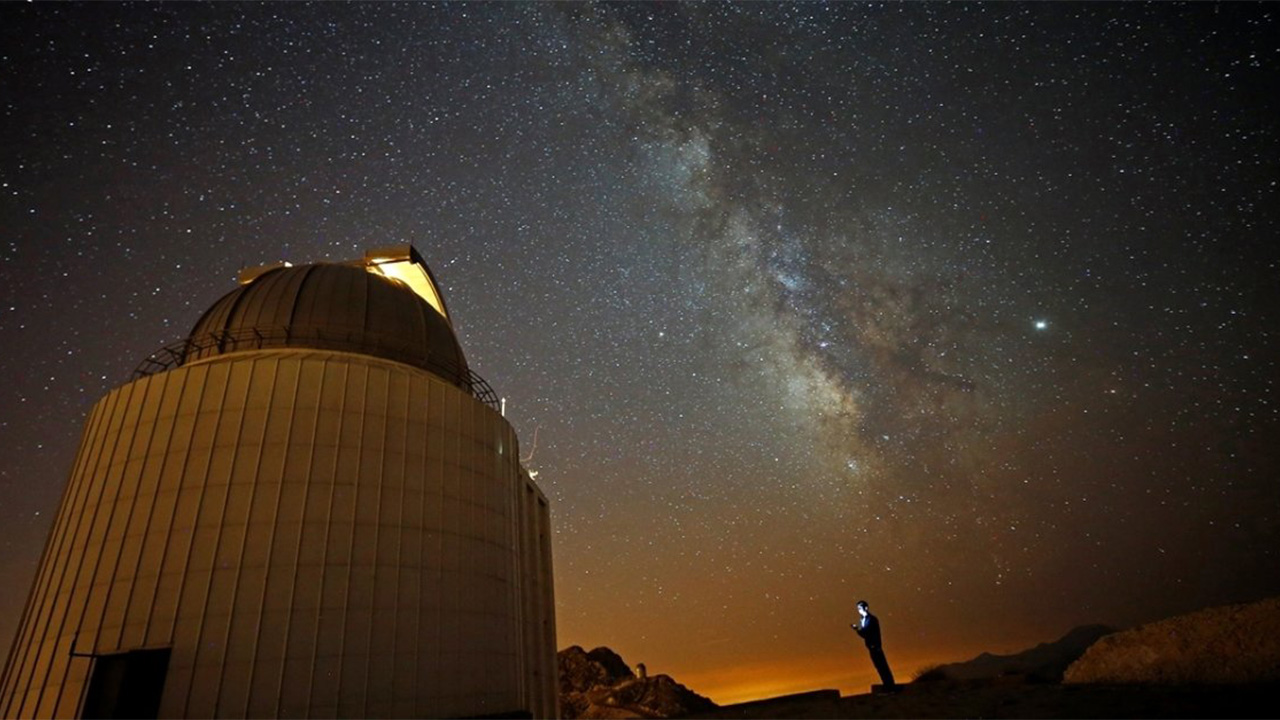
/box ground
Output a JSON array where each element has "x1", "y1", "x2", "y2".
[{"x1": 684, "y1": 679, "x2": 1279, "y2": 719}]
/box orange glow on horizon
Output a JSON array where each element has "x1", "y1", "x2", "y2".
[{"x1": 672, "y1": 647, "x2": 978, "y2": 706}]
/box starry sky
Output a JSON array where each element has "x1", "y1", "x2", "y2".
[{"x1": 2, "y1": 2, "x2": 1278, "y2": 704}]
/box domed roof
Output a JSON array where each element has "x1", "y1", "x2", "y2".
[{"x1": 182, "y1": 260, "x2": 469, "y2": 387}]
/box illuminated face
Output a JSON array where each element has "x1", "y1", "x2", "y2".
[{"x1": 857, "y1": 604, "x2": 868, "y2": 617}]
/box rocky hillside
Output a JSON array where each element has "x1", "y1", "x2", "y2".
[
  {"x1": 921, "y1": 624, "x2": 1116, "y2": 682},
  {"x1": 559, "y1": 645, "x2": 717, "y2": 719},
  {"x1": 1064, "y1": 596, "x2": 1280, "y2": 685}
]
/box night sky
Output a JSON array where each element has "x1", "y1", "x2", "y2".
[{"x1": 2, "y1": 2, "x2": 1278, "y2": 704}]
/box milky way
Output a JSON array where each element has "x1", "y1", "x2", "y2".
[{"x1": 2, "y1": 2, "x2": 1278, "y2": 701}]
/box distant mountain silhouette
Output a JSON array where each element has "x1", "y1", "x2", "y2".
[
  {"x1": 559, "y1": 645, "x2": 717, "y2": 719},
  {"x1": 920, "y1": 624, "x2": 1117, "y2": 683},
  {"x1": 1065, "y1": 596, "x2": 1280, "y2": 685}
]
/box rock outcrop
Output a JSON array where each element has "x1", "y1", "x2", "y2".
[
  {"x1": 1064, "y1": 596, "x2": 1280, "y2": 685},
  {"x1": 558, "y1": 646, "x2": 718, "y2": 719}
]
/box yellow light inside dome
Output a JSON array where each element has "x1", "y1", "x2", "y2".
[{"x1": 362, "y1": 245, "x2": 452, "y2": 323}]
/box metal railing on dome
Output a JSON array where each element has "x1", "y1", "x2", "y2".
[{"x1": 133, "y1": 326, "x2": 501, "y2": 411}]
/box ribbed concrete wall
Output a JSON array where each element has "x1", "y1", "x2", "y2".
[
  {"x1": 0, "y1": 349, "x2": 556, "y2": 718},
  {"x1": 517, "y1": 468, "x2": 557, "y2": 718}
]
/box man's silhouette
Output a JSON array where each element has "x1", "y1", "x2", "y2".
[{"x1": 851, "y1": 600, "x2": 896, "y2": 689}]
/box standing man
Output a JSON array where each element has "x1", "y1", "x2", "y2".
[{"x1": 851, "y1": 600, "x2": 896, "y2": 690}]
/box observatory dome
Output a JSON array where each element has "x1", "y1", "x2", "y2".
[
  {"x1": 2, "y1": 245, "x2": 556, "y2": 720},
  {"x1": 183, "y1": 261, "x2": 469, "y2": 387}
]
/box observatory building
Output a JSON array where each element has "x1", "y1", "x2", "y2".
[{"x1": 0, "y1": 247, "x2": 557, "y2": 719}]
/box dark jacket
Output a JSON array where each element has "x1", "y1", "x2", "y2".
[{"x1": 855, "y1": 613, "x2": 883, "y2": 649}]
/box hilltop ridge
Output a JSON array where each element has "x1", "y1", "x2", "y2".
[{"x1": 921, "y1": 624, "x2": 1116, "y2": 682}]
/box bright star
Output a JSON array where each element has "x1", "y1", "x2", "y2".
[{"x1": 1034, "y1": 320, "x2": 1048, "y2": 330}]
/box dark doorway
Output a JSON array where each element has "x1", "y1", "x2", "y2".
[{"x1": 81, "y1": 647, "x2": 171, "y2": 719}]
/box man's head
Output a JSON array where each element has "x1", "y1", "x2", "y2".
[{"x1": 856, "y1": 600, "x2": 869, "y2": 617}]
